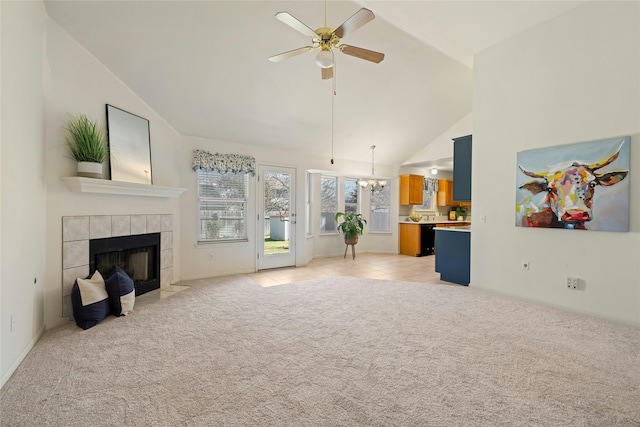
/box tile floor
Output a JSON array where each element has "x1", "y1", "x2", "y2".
[
  {"x1": 136, "y1": 253, "x2": 455, "y2": 308},
  {"x1": 246, "y1": 253, "x2": 454, "y2": 287}
]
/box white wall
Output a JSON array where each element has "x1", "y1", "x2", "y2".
[
  {"x1": 43, "y1": 18, "x2": 182, "y2": 329},
  {"x1": 179, "y1": 135, "x2": 398, "y2": 280},
  {"x1": 472, "y1": 1, "x2": 640, "y2": 325},
  {"x1": 402, "y1": 112, "x2": 473, "y2": 167},
  {"x1": 1, "y1": 0, "x2": 48, "y2": 387}
]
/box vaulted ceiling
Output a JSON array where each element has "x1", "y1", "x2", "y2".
[{"x1": 43, "y1": 1, "x2": 584, "y2": 169}]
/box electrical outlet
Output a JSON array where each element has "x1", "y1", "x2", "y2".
[
  {"x1": 521, "y1": 261, "x2": 530, "y2": 271},
  {"x1": 11, "y1": 314, "x2": 16, "y2": 332},
  {"x1": 209, "y1": 252, "x2": 215, "y2": 261},
  {"x1": 567, "y1": 276, "x2": 579, "y2": 289}
]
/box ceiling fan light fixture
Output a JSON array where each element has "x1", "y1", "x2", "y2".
[{"x1": 315, "y1": 49, "x2": 334, "y2": 68}]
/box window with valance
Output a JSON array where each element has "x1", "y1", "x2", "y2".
[{"x1": 193, "y1": 150, "x2": 255, "y2": 243}]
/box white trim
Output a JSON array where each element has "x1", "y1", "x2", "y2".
[
  {"x1": 1, "y1": 325, "x2": 45, "y2": 389},
  {"x1": 61, "y1": 177, "x2": 186, "y2": 198}
]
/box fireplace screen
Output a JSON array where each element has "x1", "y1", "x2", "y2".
[{"x1": 90, "y1": 233, "x2": 160, "y2": 295}]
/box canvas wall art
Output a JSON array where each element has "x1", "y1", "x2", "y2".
[{"x1": 515, "y1": 136, "x2": 630, "y2": 231}]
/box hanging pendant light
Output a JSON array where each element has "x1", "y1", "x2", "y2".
[{"x1": 358, "y1": 145, "x2": 387, "y2": 193}]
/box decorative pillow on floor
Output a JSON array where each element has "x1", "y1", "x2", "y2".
[
  {"x1": 71, "y1": 270, "x2": 110, "y2": 330},
  {"x1": 105, "y1": 266, "x2": 135, "y2": 316}
]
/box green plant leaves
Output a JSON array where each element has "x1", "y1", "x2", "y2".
[
  {"x1": 65, "y1": 114, "x2": 107, "y2": 163},
  {"x1": 334, "y1": 212, "x2": 367, "y2": 240}
]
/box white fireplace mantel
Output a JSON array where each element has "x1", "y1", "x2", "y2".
[{"x1": 61, "y1": 177, "x2": 186, "y2": 198}]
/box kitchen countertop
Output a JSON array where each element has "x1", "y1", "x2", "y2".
[
  {"x1": 398, "y1": 220, "x2": 471, "y2": 225},
  {"x1": 435, "y1": 226, "x2": 471, "y2": 232}
]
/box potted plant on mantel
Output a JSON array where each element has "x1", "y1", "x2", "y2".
[
  {"x1": 335, "y1": 212, "x2": 367, "y2": 244},
  {"x1": 64, "y1": 113, "x2": 108, "y2": 179}
]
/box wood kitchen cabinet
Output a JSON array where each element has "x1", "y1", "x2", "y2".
[
  {"x1": 437, "y1": 179, "x2": 471, "y2": 207},
  {"x1": 400, "y1": 174, "x2": 424, "y2": 205},
  {"x1": 437, "y1": 179, "x2": 453, "y2": 206},
  {"x1": 399, "y1": 223, "x2": 421, "y2": 256},
  {"x1": 399, "y1": 223, "x2": 434, "y2": 256}
]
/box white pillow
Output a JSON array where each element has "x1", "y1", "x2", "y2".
[{"x1": 77, "y1": 270, "x2": 108, "y2": 306}]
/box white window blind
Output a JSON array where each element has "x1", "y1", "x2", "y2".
[
  {"x1": 370, "y1": 184, "x2": 390, "y2": 232},
  {"x1": 320, "y1": 176, "x2": 337, "y2": 233},
  {"x1": 197, "y1": 170, "x2": 248, "y2": 242}
]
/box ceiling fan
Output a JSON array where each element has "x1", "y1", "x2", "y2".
[{"x1": 268, "y1": 3, "x2": 385, "y2": 80}]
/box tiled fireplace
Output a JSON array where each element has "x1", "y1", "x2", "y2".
[{"x1": 62, "y1": 214, "x2": 173, "y2": 318}]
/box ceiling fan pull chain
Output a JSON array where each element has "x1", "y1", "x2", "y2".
[
  {"x1": 330, "y1": 78, "x2": 334, "y2": 165},
  {"x1": 330, "y1": 61, "x2": 337, "y2": 165},
  {"x1": 324, "y1": 0, "x2": 328, "y2": 28}
]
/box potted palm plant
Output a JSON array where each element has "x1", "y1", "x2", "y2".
[
  {"x1": 335, "y1": 212, "x2": 367, "y2": 244},
  {"x1": 64, "y1": 113, "x2": 108, "y2": 179}
]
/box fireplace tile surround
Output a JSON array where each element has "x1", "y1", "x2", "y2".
[{"x1": 62, "y1": 214, "x2": 174, "y2": 318}]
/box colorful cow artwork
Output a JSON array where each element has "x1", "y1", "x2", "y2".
[{"x1": 515, "y1": 137, "x2": 630, "y2": 232}]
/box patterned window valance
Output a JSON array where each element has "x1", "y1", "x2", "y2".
[
  {"x1": 192, "y1": 149, "x2": 256, "y2": 176},
  {"x1": 424, "y1": 177, "x2": 439, "y2": 192}
]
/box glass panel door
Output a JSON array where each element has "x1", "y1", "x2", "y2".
[{"x1": 258, "y1": 165, "x2": 296, "y2": 270}]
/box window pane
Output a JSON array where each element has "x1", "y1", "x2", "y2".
[
  {"x1": 320, "y1": 176, "x2": 337, "y2": 233},
  {"x1": 344, "y1": 178, "x2": 359, "y2": 214},
  {"x1": 419, "y1": 190, "x2": 436, "y2": 211},
  {"x1": 370, "y1": 184, "x2": 390, "y2": 232},
  {"x1": 198, "y1": 170, "x2": 248, "y2": 242}
]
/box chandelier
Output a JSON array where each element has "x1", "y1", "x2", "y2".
[{"x1": 358, "y1": 145, "x2": 387, "y2": 193}]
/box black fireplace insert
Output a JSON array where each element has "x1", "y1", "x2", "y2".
[{"x1": 89, "y1": 233, "x2": 160, "y2": 296}]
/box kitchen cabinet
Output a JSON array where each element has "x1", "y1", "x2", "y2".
[
  {"x1": 399, "y1": 223, "x2": 434, "y2": 256},
  {"x1": 437, "y1": 179, "x2": 471, "y2": 207},
  {"x1": 437, "y1": 179, "x2": 453, "y2": 206},
  {"x1": 400, "y1": 174, "x2": 424, "y2": 205},
  {"x1": 453, "y1": 135, "x2": 472, "y2": 202},
  {"x1": 435, "y1": 228, "x2": 470, "y2": 285}
]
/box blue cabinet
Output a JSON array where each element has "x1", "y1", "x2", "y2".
[
  {"x1": 453, "y1": 135, "x2": 472, "y2": 202},
  {"x1": 435, "y1": 229, "x2": 470, "y2": 286}
]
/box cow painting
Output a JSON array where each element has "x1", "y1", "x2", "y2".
[{"x1": 516, "y1": 137, "x2": 630, "y2": 231}]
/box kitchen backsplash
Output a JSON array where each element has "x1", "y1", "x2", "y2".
[{"x1": 399, "y1": 205, "x2": 472, "y2": 222}]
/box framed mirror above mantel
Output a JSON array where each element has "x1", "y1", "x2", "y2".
[{"x1": 106, "y1": 104, "x2": 153, "y2": 185}]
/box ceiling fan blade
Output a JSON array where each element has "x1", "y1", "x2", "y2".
[
  {"x1": 334, "y1": 8, "x2": 375, "y2": 39},
  {"x1": 321, "y1": 67, "x2": 333, "y2": 80},
  {"x1": 275, "y1": 12, "x2": 318, "y2": 39},
  {"x1": 268, "y1": 46, "x2": 314, "y2": 63},
  {"x1": 340, "y1": 45, "x2": 385, "y2": 63}
]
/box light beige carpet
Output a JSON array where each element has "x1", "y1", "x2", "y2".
[{"x1": 1, "y1": 275, "x2": 639, "y2": 426}]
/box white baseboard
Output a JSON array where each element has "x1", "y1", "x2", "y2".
[
  {"x1": 1, "y1": 325, "x2": 45, "y2": 389},
  {"x1": 46, "y1": 317, "x2": 69, "y2": 330}
]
